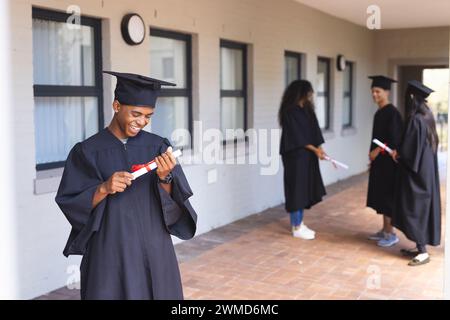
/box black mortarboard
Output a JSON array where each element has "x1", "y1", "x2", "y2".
[
  {"x1": 368, "y1": 75, "x2": 397, "y2": 90},
  {"x1": 407, "y1": 80, "x2": 434, "y2": 98},
  {"x1": 103, "y1": 71, "x2": 176, "y2": 107}
]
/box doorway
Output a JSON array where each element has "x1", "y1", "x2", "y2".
[{"x1": 398, "y1": 65, "x2": 449, "y2": 151}]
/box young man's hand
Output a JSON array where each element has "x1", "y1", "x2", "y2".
[
  {"x1": 155, "y1": 147, "x2": 177, "y2": 180},
  {"x1": 101, "y1": 171, "x2": 134, "y2": 194},
  {"x1": 369, "y1": 147, "x2": 380, "y2": 162}
]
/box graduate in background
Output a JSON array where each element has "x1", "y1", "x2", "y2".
[
  {"x1": 366, "y1": 76, "x2": 403, "y2": 247},
  {"x1": 279, "y1": 80, "x2": 327, "y2": 240},
  {"x1": 392, "y1": 80, "x2": 441, "y2": 266},
  {"x1": 55, "y1": 71, "x2": 197, "y2": 299}
]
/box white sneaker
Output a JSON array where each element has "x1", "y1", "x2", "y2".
[
  {"x1": 301, "y1": 223, "x2": 316, "y2": 235},
  {"x1": 292, "y1": 225, "x2": 315, "y2": 240}
]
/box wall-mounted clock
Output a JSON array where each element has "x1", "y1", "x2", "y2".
[
  {"x1": 337, "y1": 54, "x2": 346, "y2": 71},
  {"x1": 121, "y1": 13, "x2": 146, "y2": 46}
]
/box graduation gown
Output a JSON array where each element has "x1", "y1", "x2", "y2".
[
  {"x1": 279, "y1": 106, "x2": 326, "y2": 212},
  {"x1": 392, "y1": 114, "x2": 441, "y2": 246},
  {"x1": 367, "y1": 104, "x2": 403, "y2": 216},
  {"x1": 55, "y1": 128, "x2": 197, "y2": 300}
]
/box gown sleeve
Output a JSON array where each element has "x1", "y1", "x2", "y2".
[
  {"x1": 55, "y1": 143, "x2": 107, "y2": 257},
  {"x1": 399, "y1": 116, "x2": 426, "y2": 173},
  {"x1": 389, "y1": 110, "x2": 403, "y2": 150},
  {"x1": 369, "y1": 118, "x2": 377, "y2": 152},
  {"x1": 157, "y1": 139, "x2": 197, "y2": 240}
]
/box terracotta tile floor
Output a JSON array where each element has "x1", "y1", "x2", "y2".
[
  {"x1": 37, "y1": 156, "x2": 446, "y2": 300},
  {"x1": 179, "y1": 174, "x2": 445, "y2": 300}
]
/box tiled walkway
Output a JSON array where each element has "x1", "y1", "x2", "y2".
[
  {"x1": 37, "y1": 158, "x2": 446, "y2": 300},
  {"x1": 178, "y1": 174, "x2": 445, "y2": 300}
]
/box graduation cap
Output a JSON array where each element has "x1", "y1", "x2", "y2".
[
  {"x1": 407, "y1": 80, "x2": 434, "y2": 98},
  {"x1": 103, "y1": 71, "x2": 176, "y2": 107},
  {"x1": 368, "y1": 75, "x2": 397, "y2": 90}
]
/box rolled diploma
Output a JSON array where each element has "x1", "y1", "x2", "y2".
[
  {"x1": 132, "y1": 149, "x2": 182, "y2": 180},
  {"x1": 324, "y1": 156, "x2": 349, "y2": 170},
  {"x1": 372, "y1": 139, "x2": 393, "y2": 155}
]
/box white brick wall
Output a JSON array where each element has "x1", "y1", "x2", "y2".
[{"x1": 4, "y1": 0, "x2": 449, "y2": 299}]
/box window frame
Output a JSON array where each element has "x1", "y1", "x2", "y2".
[
  {"x1": 220, "y1": 39, "x2": 248, "y2": 144},
  {"x1": 32, "y1": 7, "x2": 104, "y2": 171},
  {"x1": 284, "y1": 51, "x2": 302, "y2": 86},
  {"x1": 149, "y1": 28, "x2": 193, "y2": 149},
  {"x1": 342, "y1": 61, "x2": 354, "y2": 128},
  {"x1": 317, "y1": 56, "x2": 331, "y2": 130}
]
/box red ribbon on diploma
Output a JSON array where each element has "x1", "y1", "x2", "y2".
[
  {"x1": 379, "y1": 141, "x2": 388, "y2": 155},
  {"x1": 130, "y1": 149, "x2": 181, "y2": 180},
  {"x1": 131, "y1": 160, "x2": 156, "y2": 173}
]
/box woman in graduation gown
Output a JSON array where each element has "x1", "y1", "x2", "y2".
[
  {"x1": 392, "y1": 80, "x2": 441, "y2": 266},
  {"x1": 366, "y1": 76, "x2": 403, "y2": 247},
  {"x1": 56, "y1": 71, "x2": 197, "y2": 299},
  {"x1": 279, "y1": 80, "x2": 327, "y2": 240}
]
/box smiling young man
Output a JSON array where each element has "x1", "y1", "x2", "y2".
[
  {"x1": 56, "y1": 71, "x2": 197, "y2": 300},
  {"x1": 366, "y1": 75, "x2": 403, "y2": 248}
]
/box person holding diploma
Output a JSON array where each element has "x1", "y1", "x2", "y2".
[
  {"x1": 391, "y1": 80, "x2": 441, "y2": 266},
  {"x1": 366, "y1": 76, "x2": 403, "y2": 247},
  {"x1": 279, "y1": 80, "x2": 327, "y2": 240},
  {"x1": 55, "y1": 71, "x2": 197, "y2": 299}
]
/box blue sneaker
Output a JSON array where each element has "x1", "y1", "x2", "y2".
[{"x1": 377, "y1": 233, "x2": 399, "y2": 247}]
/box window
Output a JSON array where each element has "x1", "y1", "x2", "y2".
[
  {"x1": 220, "y1": 40, "x2": 247, "y2": 142},
  {"x1": 285, "y1": 51, "x2": 302, "y2": 87},
  {"x1": 32, "y1": 8, "x2": 103, "y2": 171},
  {"x1": 150, "y1": 29, "x2": 192, "y2": 149},
  {"x1": 316, "y1": 57, "x2": 331, "y2": 130},
  {"x1": 342, "y1": 61, "x2": 353, "y2": 128}
]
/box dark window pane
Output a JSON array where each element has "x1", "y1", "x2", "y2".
[
  {"x1": 342, "y1": 96, "x2": 351, "y2": 127},
  {"x1": 315, "y1": 96, "x2": 328, "y2": 129},
  {"x1": 285, "y1": 55, "x2": 299, "y2": 86},
  {"x1": 32, "y1": 19, "x2": 95, "y2": 86},
  {"x1": 34, "y1": 97, "x2": 98, "y2": 164},
  {"x1": 221, "y1": 47, "x2": 244, "y2": 90},
  {"x1": 150, "y1": 97, "x2": 190, "y2": 148},
  {"x1": 150, "y1": 35, "x2": 187, "y2": 88},
  {"x1": 317, "y1": 59, "x2": 329, "y2": 92},
  {"x1": 220, "y1": 97, "x2": 245, "y2": 136}
]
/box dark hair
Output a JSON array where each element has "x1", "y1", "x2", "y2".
[
  {"x1": 278, "y1": 80, "x2": 315, "y2": 127},
  {"x1": 405, "y1": 88, "x2": 439, "y2": 152}
]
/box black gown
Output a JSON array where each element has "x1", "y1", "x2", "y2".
[
  {"x1": 279, "y1": 106, "x2": 326, "y2": 212},
  {"x1": 392, "y1": 114, "x2": 441, "y2": 246},
  {"x1": 367, "y1": 104, "x2": 403, "y2": 216},
  {"x1": 55, "y1": 128, "x2": 197, "y2": 300}
]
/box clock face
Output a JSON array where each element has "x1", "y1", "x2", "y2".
[
  {"x1": 121, "y1": 14, "x2": 145, "y2": 45},
  {"x1": 128, "y1": 15, "x2": 145, "y2": 44}
]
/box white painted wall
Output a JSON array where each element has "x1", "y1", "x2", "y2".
[
  {"x1": 374, "y1": 27, "x2": 449, "y2": 69},
  {"x1": 4, "y1": 0, "x2": 448, "y2": 299},
  {"x1": 296, "y1": 0, "x2": 450, "y2": 29}
]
